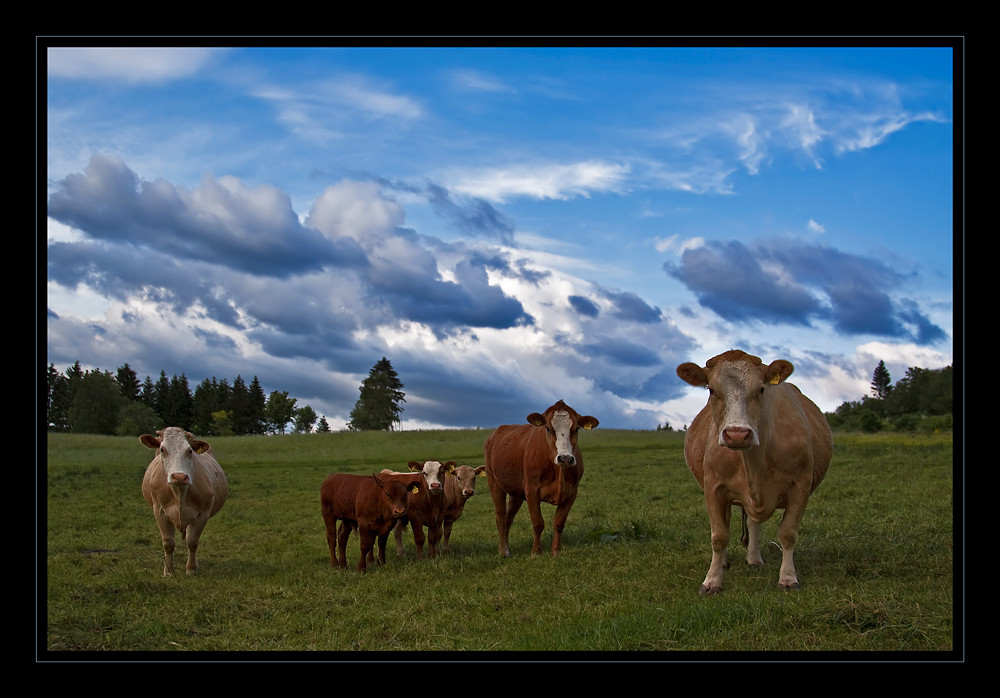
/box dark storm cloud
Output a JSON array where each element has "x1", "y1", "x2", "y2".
[
  {"x1": 425, "y1": 183, "x2": 516, "y2": 245},
  {"x1": 47, "y1": 154, "x2": 368, "y2": 278},
  {"x1": 665, "y1": 238, "x2": 945, "y2": 345},
  {"x1": 599, "y1": 289, "x2": 663, "y2": 324},
  {"x1": 583, "y1": 336, "x2": 661, "y2": 367},
  {"x1": 47, "y1": 240, "x2": 244, "y2": 327},
  {"x1": 568, "y1": 295, "x2": 600, "y2": 317},
  {"x1": 364, "y1": 256, "x2": 531, "y2": 332}
]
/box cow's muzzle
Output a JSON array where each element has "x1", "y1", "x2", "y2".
[{"x1": 720, "y1": 427, "x2": 757, "y2": 449}]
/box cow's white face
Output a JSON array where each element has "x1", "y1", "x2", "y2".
[
  {"x1": 528, "y1": 402, "x2": 599, "y2": 467},
  {"x1": 678, "y1": 351, "x2": 793, "y2": 450},
  {"x1": 550, "y1": 411, "x2": 576, "y2": 465},
  {"x1": 142, "y1": 427, "x2": 209, "y2": 487},
  {"x1": 409, "y1": 459, "x2": 455, "y2": 494}
]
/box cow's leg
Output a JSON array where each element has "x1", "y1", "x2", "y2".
[
  {"x1": 550, "y1": 491, "x2": 578, "y2": 557},
  {"x1": 501, "y1": 496, "x2": 524, "y2": 556},
  {"x1": 426, "y1": 521, "x2": 441, "y2": 559},
  {"x1": 700, "y1": 494, "x2": 732, "y2": 595},
  {"x1": 776, "y1": 498, "x2": 809, "y2": 590},
  {"x1": 322, "y1": 509, "x2": 340, "y2": 567},
  {"x1": 490, "y1": 488, "x2": 515, "y2": 556},
  {"x1": 357, "y1": 528, "x2": 376, "y2": 573},
  {"x1": 153, "y1": 508, "x2": 176, "y2": 576},
  {"x1": 336, "y1": 522, "x2": 351, "y2": 569},
  {"x1": 525, "y1": 492, "x2": 546, "y2": 557},
  {"x1": 411, "y1": 521, "x2": 427, "y2": 559},
  {"x1": 376, "y1": 530, "x2": 389, "y2": 566},
  {"x1": 183, "y1": 520, "x2": 207, "y2": 574},
  {"x1": 745, "y1": 516, "x2": 764, "y2": 566},
  {"x1": 442, "y1": 519, "x2": 454, "y2": 553},
  {"x1": 393, "y1": 519, "x2": 406, "y2": 556}
]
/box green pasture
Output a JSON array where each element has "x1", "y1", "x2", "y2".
[{"x1": 42, "y1": 428, "x2": 957, "y2": 657}]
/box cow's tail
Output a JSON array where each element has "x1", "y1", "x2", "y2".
[{"x1": 740, "y1": 507, "x2": 749, "y2": 548}]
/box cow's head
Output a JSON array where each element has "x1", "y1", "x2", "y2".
[
  {"x1": 140, "y1": 427, "x2": 211, "y2": 487},
  {"x1": 452, "y1": 464, "x2": 487, "y2": 499},
  {"x1": 373, "y1": 473, "x2": 421, "y2": 517},
  {"x1": 677, "y1": 350, "x2": 793, "y2": 450},
  {"x1": 407, "y1": 459, "x2": 456, "y2": 495},
  {"x1": 528, "y1": 400, "x2": 599, "y2": 467}
]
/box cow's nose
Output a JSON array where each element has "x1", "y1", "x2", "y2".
[
  {"x1": 170, "y1": 472, "x2": 190, "y2": 484},
  {"x1": 557, "y1": 454, "x2": 576, "y2": 466},
  {"x1": 722, "y1": 427, "x2": 752, "y2": 445}
]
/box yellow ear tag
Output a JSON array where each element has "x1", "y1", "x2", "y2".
[{"x1": 769, "y1": 374, "x2": 781, "y2": 385}]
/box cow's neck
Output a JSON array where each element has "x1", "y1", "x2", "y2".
[{"x1": 737, "y1": 405, "x2": 776, "y2": 514}]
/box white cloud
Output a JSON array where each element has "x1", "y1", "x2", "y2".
[
  {"x1": 448, "y1": 160, "x2": 630, "y2": 203},
  {"x1": 47, "y1": 47, "x2": 218, "y2": 83},
  {"x1": 808, "y1": 219, "x2": 826, "y2": 234},
  {"x1": 655, "y1": 234, "x2": 704, "y2": 255}
]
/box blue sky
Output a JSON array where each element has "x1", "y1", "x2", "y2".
[{"x1": 43, "y1": 41, "x2": 957, "y2": 430}]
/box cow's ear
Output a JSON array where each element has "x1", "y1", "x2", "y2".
[
  {"x1": 476, "y1": 466, "x2": 487, "y2": 477},
  {"x1": 444, "y1": 461, "x2": 457, "y2": 472},
  {"x1": 765, "y1": 360, "x2": 794, "y2": 385},
  {"x1": 407, "y1": 460, "x2": 421, "y2": 471},
  {"x1": 527, "y1": 413, "x2": 545, "y2": 426},
  {"x1": 408, "y1": 483, "x2": 421, "y2": 494},
  {"x1": 139, "y1": 434, "x2": 160, "y2": 449},
  {"x1": 580, "y1": 416, "x2": 599, "y2": 430},
  {"x1": 677, "y1": 362, "x2": 708, "y2": 387},
  {"x1": 192, "y1": 440, "x2": 210, "y2": 454}
]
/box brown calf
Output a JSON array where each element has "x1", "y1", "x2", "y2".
[{"x1": 320, "y1": 473, "x2": 420, "y2": 572}]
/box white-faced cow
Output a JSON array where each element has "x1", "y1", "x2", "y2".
[
  {"x1": 677, "y1": 350, "x2": 833, "y2": 595},
  {"x1": 380, "y1": 459, "x2": 455, "y2": 559},
  {"x1": 320, "y1": 472, "x2": 421, "y2": 572},
  {"x1": 140, "y1": 427, "x2": 229, "y2": 576},
  {"x1": 484, "y1": 400, "x2": 599, "y2": 557}
]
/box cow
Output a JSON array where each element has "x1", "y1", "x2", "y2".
[
  {"x1": 484, "y1": 400, "x2": 599, "y2": 557},
  {"x1": 140, "y1": 427, "x2": 228, "y2": 576},
  {"x1": 676, "y1": 350, "x2": 833, "y2": 595},
  {"x1": 440, "y1": 464, "x2": 487, "y2": 553},
  {"x1": 319, "y1": 472, "x2": 421, "y2": 572},
  {"x1": 381, "y1": 460, "x2": 455, "y2": 559}
]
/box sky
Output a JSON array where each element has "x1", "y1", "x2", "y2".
[{"x1": 42, "y1": 40, "x2": 958, "y2": 431}]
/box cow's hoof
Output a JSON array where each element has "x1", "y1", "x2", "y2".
[
  {"x1": 779, "y1": 581, "x2": 801, "y2": 590},
  {"x1": 699, "y1": 585, "x2": 723, "y2": 596}
]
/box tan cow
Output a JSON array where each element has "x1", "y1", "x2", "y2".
[
  {"x1": 677, "y1": 350, "x2": 833, "y2": 595},
  {"x1": 140, "y1": 427, "x2": 228, "y2": 576},
  {"x1": 485, "y1": 400, "x2": 599, "y2": 557},
  {"x1": 440, "y1": 464, "x2": 487, "y2": 553}
]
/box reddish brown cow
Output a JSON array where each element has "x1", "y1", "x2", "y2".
[
  {"x1": 484, "y1": 400, "x2": 599, "y2": 557},
  {"x1": 677, "y1": 350, "x2": 833, "y2": 595},
  {"x1": 440, "y1": 464, "x2": 487, "y2": 553},
  {"x1": 320, "y1": 473, "x2": 420, "y2": 572},
  {"x1": 381, "y1": 460, "x2": 455, "y2": 559},
  {"x1": 140, "y1": 427, "x2": 228, "y2": 576}
]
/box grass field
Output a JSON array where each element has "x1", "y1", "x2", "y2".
[{"x1": 41, "y1": 428, "x2": 958, "y2": 659}]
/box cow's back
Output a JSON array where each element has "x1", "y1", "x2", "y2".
[{"x1": 484, "y1": 423, "x2": 540, "y2": 496}]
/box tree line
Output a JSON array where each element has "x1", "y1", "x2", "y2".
[
  {"x1": 46, "y1": 361, "x2": 327, "y2": 436},
  {"x1": 825, "y1": 360, "x2": 954, "y2": 433}
]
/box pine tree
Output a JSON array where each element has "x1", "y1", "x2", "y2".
[
  {"x1": 347, "y1": 357, "x2": 406, "y2": 431},
  {"x1": 871, "y1": 360, "x2": 892, "y2": 400}
]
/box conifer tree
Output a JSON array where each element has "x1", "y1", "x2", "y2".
[{"x1": 347, "y1": 357, "x2": 406, "y2": 431}]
